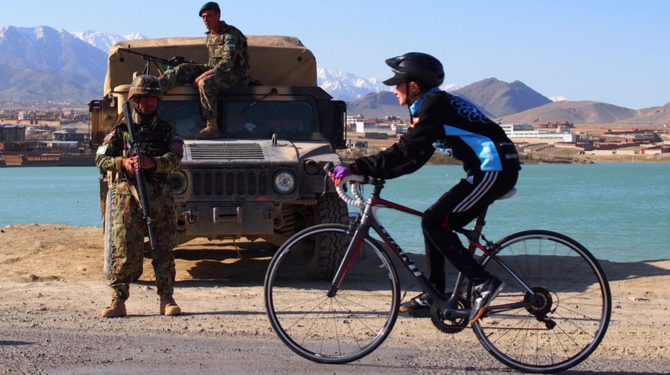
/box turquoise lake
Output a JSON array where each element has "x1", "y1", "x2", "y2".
[{"x1": 0, "y1": 163, "x2": 668, "y2": 263}]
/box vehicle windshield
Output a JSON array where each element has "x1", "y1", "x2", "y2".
[
  {"x1": 159, "y1": 101, "x2": 205, "y2": 138},
  {"x1": 225, "y1": 101, "x2": 315, "y2": 139},
  {"x1": 159, "y1": 100, "x2": 317, "y2": 140}
]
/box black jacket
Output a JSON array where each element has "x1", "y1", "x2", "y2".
[{"x1": 353, "y1": 88, "x2": 520, "y2": 178}]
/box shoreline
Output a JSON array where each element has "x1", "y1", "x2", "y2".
[{"x1": 2, "y1": 223, "x2": 669, "y2": 265}]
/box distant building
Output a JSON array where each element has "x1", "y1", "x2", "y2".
[
  {"x1": 39, "y1": 141, "x2": 79, "y2": 152},
  {"x1": 346, "y1": 114, "x2": 365, "y2": 126},
  {"x1": 355, "y1": 120, "x2": 378, "y2": 133},
  {"x1": 538, "y1": 121, "x2": 574, "y2": 129},
  {"x1": 500, "y1": 123, "x2": 575, "y2": 142},
  {"x1": 390, "y1": 123, "x2": 406, "y2": 134},
  {"x1": 0, "y1": 124, "x2": 26, "y2": 142}
]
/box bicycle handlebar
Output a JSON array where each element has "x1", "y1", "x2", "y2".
[
  {"x1": 335, "y1": 175, "x2": 368, "y2": 209},
  {"x1": 323, "y1": 162, "x2": 370, "y2": 209}
]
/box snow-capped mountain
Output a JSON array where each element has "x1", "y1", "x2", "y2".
[
  {"x1": 549, "y1": 95, "x2": 573, "y2": 102},
  {"x1": 0, "y1": 25, "x2": 106, "y2": 84},
  {"x1": 441, "y1": 83, "x2": 462, "y2": 92},
  {"x1": 318, "y1": 68, "x2": 462, "y2": 102},
  {"x1": 72, "y1": 30, "x2": 146, "y2": 52},
  {"x1": 0, "y1": 25, "x2": 585, "y2": 114},
  {"x1": 0, "y1": 25, "x2": 107, "y2": 104},
  {"x1": 317, "y1": 68, "x2": 389, "y2": 102}
]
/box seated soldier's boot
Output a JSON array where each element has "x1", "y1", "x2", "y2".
[
  {"x1": 101, "y1": 298, "x2": 127, "y2": 318},
  {"x1": 195, "y1": 120, "x2": 219, "y2": 139},
  {"x1": 160, "y1": 295, "x2": 182, "y2": 316}
]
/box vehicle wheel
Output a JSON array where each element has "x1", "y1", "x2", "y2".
[
  {"x1": 304, "y1": 193, "x2": 349, "y2": 280},
  {"x1": 265, "y1": 224, "x2": 400, "y2": 364},
  {"x1": 472, "y1": 230, "x2": 611, "y2": 373}
]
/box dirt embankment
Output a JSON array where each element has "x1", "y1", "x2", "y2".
[{"x1": 1, "y1": 224, "x2": 670, "y2": 374}]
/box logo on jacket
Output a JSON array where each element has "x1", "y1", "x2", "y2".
[{"x1": 450, "y1": 96, "x2": 491, "y2": 123}]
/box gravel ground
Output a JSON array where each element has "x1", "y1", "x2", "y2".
[{"x1": 1, "y1": 224, "x2": 670, "y2": 374}]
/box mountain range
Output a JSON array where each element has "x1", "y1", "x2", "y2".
[{"x1": 0, "y1": 25, "x2": 668, "y2": 126}]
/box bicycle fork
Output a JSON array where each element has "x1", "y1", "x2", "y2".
[{"x1": 327, "y1": 213, "x2": 369, "y2": 298}]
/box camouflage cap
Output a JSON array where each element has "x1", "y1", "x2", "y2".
[
  {"x1": 128, "y1": 75, "x2": 162, "y2": 100},
  {"x1": 199, "y1": 2, "x2": 221, "y2": 16}
]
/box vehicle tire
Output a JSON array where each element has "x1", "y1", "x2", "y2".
[
  {"x1": 472, "y1": 230, "x2": 611, "y2": 373},
  {"x1": 304, "y1": 193, "x2": 349, "y2": 280},
  {"x1": 265, "y1": 224, "x2": 400, "y2": 364}
]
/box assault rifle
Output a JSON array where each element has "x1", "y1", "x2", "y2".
[
  {"x1": 122, "y1": 101, "x2": 157, "y2": 253},
  {"x1": 118, "y1": 47, "x2": 194, "y2": 75}
]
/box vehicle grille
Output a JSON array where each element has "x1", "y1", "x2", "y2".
[
  {"x1": 188, "y1": 143, "x2": 264, "y2": 160},
  {"x1": 191, "y1": 170, "x2": 268, "y2": 196}
]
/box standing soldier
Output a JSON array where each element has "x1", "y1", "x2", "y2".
[
  {"x1": 158, "y1": 1, "x2": 250, "y2": 139},
  {"x1": 96, "y1": 75, "x2": 184, "y2": 318}
]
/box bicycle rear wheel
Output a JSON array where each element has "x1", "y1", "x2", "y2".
[
  {"x1": 473, "y1": 230, "x2": 611, "y2": 373},
  {"x1": 264, "y1": 224, "x2": 400, "y2": 364}
]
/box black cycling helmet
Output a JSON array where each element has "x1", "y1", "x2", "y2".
[{"x1": 383, "y1": 52, "x2": 445, "y2": 89}]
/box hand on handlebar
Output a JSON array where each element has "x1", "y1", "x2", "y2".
[{"x1": 328, "y1": 165, "x2": 353, "y2": 186}]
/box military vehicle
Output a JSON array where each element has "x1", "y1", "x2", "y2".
[{"x1": 89, "y1": 36, "x2": 349, "y2": 279}]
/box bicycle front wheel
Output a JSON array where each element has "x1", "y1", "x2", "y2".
[
  {"x1": 473, "y1": 230, "x2": 611, "y2": 373},
  {"x1": 264, "y1": 224, "x2": 400, "y2": 364}
]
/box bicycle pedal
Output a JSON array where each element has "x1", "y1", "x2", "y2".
[{"x1": 408, "y1": 309, "x2": 432, "y2": 318}]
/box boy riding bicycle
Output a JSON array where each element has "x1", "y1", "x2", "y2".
[{"x1": 329, "y1": 52, "x2": 521, "y2": 322}]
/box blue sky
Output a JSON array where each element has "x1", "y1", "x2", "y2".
[{"x1": 1, "y1": 0, "x2": 668, "y2": 109}]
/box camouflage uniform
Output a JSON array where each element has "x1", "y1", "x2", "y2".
[
  {"x1": 95, "y1": 109, "x2": 184, "y2": 301},
  {"x1": 158, "y1": 21, "x2": 249, "y2": 123}
]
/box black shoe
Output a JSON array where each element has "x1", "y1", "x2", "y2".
[
  {"x1": 399, "y1": 293, "x2": 431, "y2": 313},
  {"x1": 469, "y1": 276, "x2": 505, "y2": 324}
]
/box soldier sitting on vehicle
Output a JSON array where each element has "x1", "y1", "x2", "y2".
[{"x1": 158, "y1": 1, "x2": 250, "y2": 139}]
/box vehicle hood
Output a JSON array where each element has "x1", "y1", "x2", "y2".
[{"x1": 180, "y1": 139, "x2": 333, "y2": 166}]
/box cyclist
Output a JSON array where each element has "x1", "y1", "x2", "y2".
[{"x1": 329, "y1": 52, "x2": 521, "y2": 322}]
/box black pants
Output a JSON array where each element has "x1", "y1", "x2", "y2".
[{"x1": 421, "y1": 170, "x2": 518, "y2": 291}]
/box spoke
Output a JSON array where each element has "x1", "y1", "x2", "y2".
[{"x1": 474, "y1": 232, "x2": 610, "y2": 372}]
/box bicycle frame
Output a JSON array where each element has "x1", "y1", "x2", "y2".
[{"x1": 328, "y1": 179, "x2": 537, "y2": 320}]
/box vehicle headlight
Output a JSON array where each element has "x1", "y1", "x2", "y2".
[
  {"x1": 303, "y1": 159, "x2": 319, "y2": 175},
  {"x1": 170, "y1": 170, "x2": 188, "y2": 195},
  {"x1": 273, "y1": 171, "x2": 296, "y2": 194}
]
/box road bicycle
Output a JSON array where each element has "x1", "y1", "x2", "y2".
[{"x1": 264, "y1": 172, "x2": 611, "y2": 373}]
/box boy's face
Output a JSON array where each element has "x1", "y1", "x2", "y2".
[{"x1": 393, "y1": 82, "x2": 409, "y2": 106}]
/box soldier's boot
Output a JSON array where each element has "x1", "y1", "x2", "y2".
[
  {"x1": 101, "y1": 298, "x2": 127, "y2": 318},
  {"x1": 160, "y1": 295, "x2": 182, "y2": 316},
  {"x1": 195, "y1": 120, "x2": 219, "y2": 139}
]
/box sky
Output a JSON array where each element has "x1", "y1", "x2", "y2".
[{"x1": 1, "y1": 0, "x2": 669, "y2": 109}]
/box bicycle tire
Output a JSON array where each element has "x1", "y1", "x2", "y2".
[
  {"x1": 472, "y1": 230, "x2": 611, "y2": 373},
  {"x1": 264, "y1": 224, "x2": 400, "y2": 364}
]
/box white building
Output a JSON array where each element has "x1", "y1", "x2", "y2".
[
  {"x1": 499, "y1": 123, "x2": 575, "y2": 142},
  {"x1": 346, "y1": 114, "x2": 365, "y2": 126}
]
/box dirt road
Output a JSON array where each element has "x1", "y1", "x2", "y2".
[{"x1": 1, "y1": 224, "x2": 670, "y2": 374}]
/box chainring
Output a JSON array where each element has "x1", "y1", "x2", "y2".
[{"x1": 430, "y1": 292, "x2": 470, "y2": 334}]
